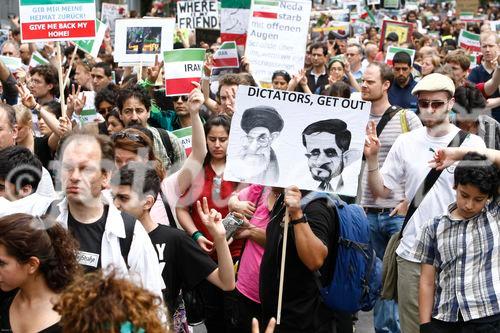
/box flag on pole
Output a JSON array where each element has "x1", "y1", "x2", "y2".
[
  {"x1": 164, "y1": 48, "x2": 206, "y2": 96},
  {"x1": 221, "y1": 0, "x2": 251, "y2": 46},
  {"x1": 213, "y1": 41, "x2": 239, "y2": 68},
  {"x1": 458, "y1": 30, "x2": 481, "y2": 53},
  {"x1": 29, "y1": 51, "x2": 49, "y2": 68}
]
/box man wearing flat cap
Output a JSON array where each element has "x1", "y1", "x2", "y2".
[
  {"x1": 364, "y1": 73, "x2": 486, "y2": 333},
  {"x1": 238, "y1": 106, "x2": 284, "y2": 183}
]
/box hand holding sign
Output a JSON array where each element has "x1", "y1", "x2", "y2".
[{"x1": 187, "y1": 81, "x2": 205, "y2": 114}]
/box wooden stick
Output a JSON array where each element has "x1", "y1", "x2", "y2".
[
  {"x1": 276, "y1": 207, "x2": 290, "y2": 325},
  {"x1": 138, "y1": 60, "x2": 143, "y2": 81},
  {"x1": 63, "y1": 45, "x2": 78, "y2": 89},
  {"x1": 56, "y1": 42, "x2": 66, "y2": 116}
]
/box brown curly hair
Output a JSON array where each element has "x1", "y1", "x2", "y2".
[
  {"x1": 54, "y1": 269, "x2": 168, "y2": 333},
  {"x1": 0, "y1": 213, "x2": 81, "y2": 293}
]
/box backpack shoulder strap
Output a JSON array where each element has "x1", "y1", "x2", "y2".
[
  {"x1": 119, "y1": 212, "x2": 136, "y2": 265},
  {"x1": 399, "y1": 109, "x2": 409, "y2": 133},
  {"x1": 159, "y1": 190, "x2": 177, "y2": 229},
  {"x1": 376, "y1": 105, "x2": 402, "y2": 137},
  {"x1": 399, "y1": 130, "x2": 469, "y2": 239},
  {"x1": 157, "y1": 128, "x2": 175, "y2": 166}
]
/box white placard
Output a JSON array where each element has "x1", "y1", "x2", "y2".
[
  {"x1": 245, "y1": 0, "x2": 311, "y2": 86},
  {"x1": 113, "y1": 18, "x2": 175, "y2": 65},
  {"x1": 177, "y1": 0, "x2": 220, "y2": 29},
  {"x1": 224, "y1": 85, "x2": 371, "y2": 197}
]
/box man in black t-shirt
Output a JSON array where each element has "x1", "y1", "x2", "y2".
[
  {"x1": 260, "y1": 186, "x2": 339, "y2": 333},
  {"x1": 111, "y1": 163, "x2": 235, "y2": 316}
]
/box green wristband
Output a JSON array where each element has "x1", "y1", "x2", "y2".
[{"x1": 192, "y1": 231, "x2": 203, "y2": 241}]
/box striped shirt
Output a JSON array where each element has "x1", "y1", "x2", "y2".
[
  {"x1": 410, "y1": 199, "x2": 500, "y2": 322},
  {"x1": 360, "y1": 108, "x2": 422, "y2": 208}
]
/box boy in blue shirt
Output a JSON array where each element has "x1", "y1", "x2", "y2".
[{"x1": 411, "y1": 148, "x2": 499, "y2": 333}]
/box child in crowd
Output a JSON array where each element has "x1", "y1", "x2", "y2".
[{"x1": 411, "y1": 150, "x2": 499, "y2": 333}]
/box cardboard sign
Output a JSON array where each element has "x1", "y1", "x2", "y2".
[
  {"x1": 220, "y1": 0, "x2": 251, "y2": 46},
  {"x1": 385, "y1": 46, "x2": 416, "y2": 66},
  {"x1": 101, "y1": 3, "x2": 127, "y2": 37},
  {"x1": 379, "y1": 20, "x2": 413, "y2": 50},
  {"x1": 458, "y1": 30, "x2": 480, "y2": 53},
  {"x1": 114, "y1": 18, "x2": 175, "y2": 65},
  {"x1": 245, "y1": 0, "x2": 311, "y2": 86},
  {"x1": 163, "y1": 48, "x2": 206, "y2": 96},
  {"x1": 20, "y1": 0, "x2": 96, "y2": 42},
  {"x1": 172, "y1": 126, "x2": 193, "y2": 156},
  {"x1": 177, "y1": 0, "x2": 220, "y2": 29},
  {"x1": 74, "y1": 19, "x2": 107, "y2": 58},
  {"x1": 224, "y1": 85, "x2": 370, "y2": 197}
]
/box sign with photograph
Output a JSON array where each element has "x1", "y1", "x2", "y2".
[
  {"x1": 163, "y1": 48, "x2": 206, "y2": 96},
  {"x1": 101, "y1": 3, "x2": 127, "y2": 37},
  {"x1": 114, "y1": 18, "x2": 175, "y2": 65},
  {"x1": 74, "y1": 19, "x2": 107, "y2": 58},
  {"x1": 224, "y1": 85, "x2": 371, "y2": 197},
  {"x1": 20, "y1": 0, "x2": 96, "y2": 42},
  {"x1": 177, "y1": 0, "x2": 220, "y2": 29},
  {"x1": 245, "y1": 0, "x2": 311, "y2": 86}
]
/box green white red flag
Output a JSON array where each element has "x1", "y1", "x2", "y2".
[
  {"x1": 213, "y1": 42, "x2": 239, "y2": 68},
  {"x1": 29, "y1": 51, "x2": 49, "y2": 68},
  {"x1": 73, "y1": 19, "x2": 107, "y2": 58},
  {"x1": 252, "y1": 0, "x2": 279, "y2": 19},
  {"x1": 172, "y1": 126, "x2": 193, "y2": 156},
  {"x1": 458, "y1": 30, "x2": 481, "y2": 53},
  {"x1": 163, "y1": 48, "x2": 206, "y2": 96},
  {"x1": 385, "y1": 46, "x2": 415, "y2": 66},
  {"x1": 220, "y1": 0, "x2": 251, "y2": 46}
]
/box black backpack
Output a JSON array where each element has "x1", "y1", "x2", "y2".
[
  {"x1": 44, "y1": 200, "x2": 136, "y2": 264},
  {"x1": 157, "y1": 128, "x2": 176, "y2": 167}
]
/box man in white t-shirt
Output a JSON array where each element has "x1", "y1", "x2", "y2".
[{"x1": 364, "y1": 73, "x2": 486, "y2": 333}]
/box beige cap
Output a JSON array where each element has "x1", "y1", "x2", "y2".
[{"x1": 411, "y1": 73, "x2": 455, "y2": 96}]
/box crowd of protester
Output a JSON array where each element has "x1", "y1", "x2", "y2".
[{"x1": 0, "y1": 1, "x2": 499, "y2": 333}]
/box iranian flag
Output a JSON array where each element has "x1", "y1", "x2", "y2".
[
  {"x1": 221, "y1": 0, "x2": 251, "y2": 46},
  {"x1": 252, "y1": 0, "x2": 279, "y2": 19},
  {"x1": 164, "y1": 48, "x2": 205, "y2": 96},
  {"x1": 74, "y1": 19, "x2": 107, "y2": 58},
  {"x1": 458, "y1": 30, "x2": 481, "y2": 53},
  {"x1": 213, "y1": 42, "x2": 239, "y2": 68},
  {"x1": 385, "y1": 46, "x2": 415, "y2": 66},
  {"x1": 172, "y1": 126, "x2": 193, "y2": 156},
  {"x1": 29, "y1": 51, "x2": 49, "y2": 68}
]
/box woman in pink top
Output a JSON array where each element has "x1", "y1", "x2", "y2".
[{"x1": 227, "y1": 185, "x2": 282, "y2": 332}]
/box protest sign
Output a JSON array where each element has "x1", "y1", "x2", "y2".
[
  {"x1": 0, "y1": 56, "x2": 23, "y2": 72},
  {"x1": 312, "y1": 21, "x2": 349, "y2": 33},
  {"x1": 74, "y1": 19, "x2": 107, "y2": 58},
  {"x1": 101, "y1": 3, "x2": 127, "y2": 38},
  {"x1": 379, "y1": 20, "x2": 413, "y2": 50},
  {"x1": 221, "y1": 0, "x2": 251, "y2": 46},
  {"x1": 172, "y1": 126, "x2": 193, "y2": 156},
  {"x1": 19, "y1": 0, "x2": 96, "y2": 42},
  {"x1": 385, "y1": 46, "x2": 415, "y2": 66},
  {"x1": 114, "y1": 18, "x2": 175, "y2": 65},
  {"x1": 213, "y1": 41, "x2": 239, "y2": 68},
  {"x1": 455, "y1": 0, "x2": 478, "y2": 15},
  {"x1": 177, "y1": 0, "x2": 219, "y2": 29},
  {"x1": 29, "y1": 51, "x2": 49, "y2": 68},
  {"x1": 224, "y1": 86, "x2": 370, "y2": 197},
  {"x1": 367, "y1": 0, "x2": 380, "y2": 4},
  {"x1": 458, "y1": 30, "x2": 480, "y2": 53},
  {"x1": 383, "y1": 0, "x2": 399, "y2": 9},
  {"x1": 163, "y1": 48, "x2": 205, "y2": 96},
  {"x1": 245, "y1": 0, "x2": 311, "y2": 86}
]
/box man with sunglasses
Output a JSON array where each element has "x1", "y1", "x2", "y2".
[{"x1": 364, "y1": 73, "x2": 485, "y2": 333}]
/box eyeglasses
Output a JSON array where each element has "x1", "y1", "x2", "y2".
[
  {"x1": 174, "y1": 95, "x2": 188, "y2": 102},
  {"x1": 111, "y1": 131, "x2": 146, "y2": 145},
  {"x1": 98, "y1": 106, "x2": 114, "y2": 115},
  {"x1": 418, "y1": 99, "x2": 448, "y2": 109}
]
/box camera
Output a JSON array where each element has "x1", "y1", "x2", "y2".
[{"x1": 221, "y1": 212, "x2": 244, "y2": 240}]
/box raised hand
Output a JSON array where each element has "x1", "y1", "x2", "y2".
[
  {"x1": 58, "y1": 115, "x2": 73, "y2": 136},
  {"x1": 67, "y1": 84, "x2": 86, "y2": 115},
  {"x1": 16, "y1": 83, "x2": 37, "y2": 109},
  {"x1": 252, "y1": 318, "x2": 276, "y2": 333},
  {"x1": 364, "y1": 120, "x2": 380, "y2": 159},
  {"x1": 196, "y1": 197, "x2": 226, "y2": 241},
  {"x1": 187, "y1": 81, "x2": 205, "y2": 113},
  {"x1": 146, "y1": 54, "x2": 163, "y2": 84}
]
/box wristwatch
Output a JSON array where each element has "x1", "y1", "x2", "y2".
[{"x1": 290, "y1": 214, "x2": 308, "y2": 225}]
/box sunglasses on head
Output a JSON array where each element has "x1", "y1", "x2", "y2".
[
  {"x1": 418, "y1": 99, "x2": 448, "y2": 109},
  {"x1": 111, "y1": 131, "x2": 146, "y2": 144}
]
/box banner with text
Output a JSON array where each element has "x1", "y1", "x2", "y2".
[
  {"x1": 74, "y1": 19, "x2": 107, "y2": 58},
  {"x1": 177, "y1": 0, "x2": 220, "y2": 29},
  {"x1": 225, "y1": 86, "x2": 370, "y2": 196},
  {"x1": 20, "y1": 0, "x2": 96, "y2": 42},
  {"x1": 164, "y1": 48, "x2": 206, "y2": 96},
  {"x1": 245, "y1": 0, "x2": 311, "y2": 86}
]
